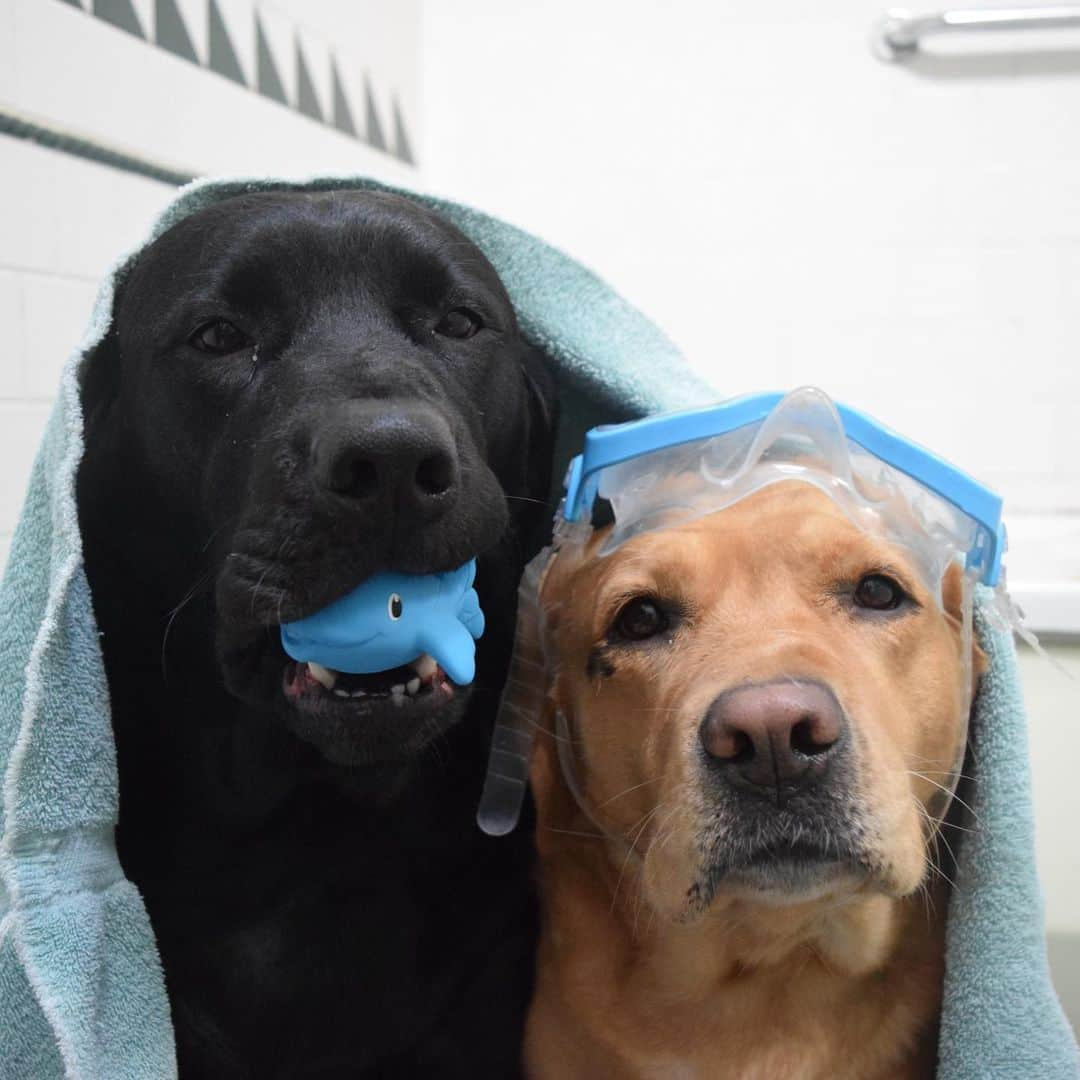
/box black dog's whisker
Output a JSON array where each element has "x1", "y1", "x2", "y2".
[{"x1": 160, "y1": 569, "x2": 215, "y2": 683}]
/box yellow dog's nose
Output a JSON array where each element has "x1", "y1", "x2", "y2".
[{"x1": 700, "y1": 679, "x2": 847, "y2": 796}]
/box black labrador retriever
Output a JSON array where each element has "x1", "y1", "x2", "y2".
[{"x1": 76, "y1": 189, "x2": 556, "y2": 1078}]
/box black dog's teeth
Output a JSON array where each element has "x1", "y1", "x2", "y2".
[
  {"x1": 303, "y1": 654, "x2": 439, "y2": 700},
  {"x1": 334, "y1": 664, "x2": 413, "y2": 697}
]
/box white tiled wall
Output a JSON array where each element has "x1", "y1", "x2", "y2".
[
  {"x1": 0, "y1": 0, "x2": 421, "y2": 571},
  {"x1": 1, "y1": 0, "x2": 420, "y2": 178},
  {"x1": 0, "y1": 136, "x2": 176, "y2": 571}
]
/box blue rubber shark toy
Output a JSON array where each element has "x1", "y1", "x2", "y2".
[{"x1": 280, "y1": 559, "x2": 485, "y2": 686}]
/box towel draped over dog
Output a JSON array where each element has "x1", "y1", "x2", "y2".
[{"x1": 0, "y1": 175, "x2": 1075, "y2": 1078}]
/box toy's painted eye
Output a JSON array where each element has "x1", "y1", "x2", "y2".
[{"x1": 388, "y1": 593, "x2": 403, "y2": 620}]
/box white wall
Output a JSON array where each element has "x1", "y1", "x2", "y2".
[
  {"x1": 0, "y1": 137, "x2": 174, "y2": 573},
  {"x1": 421, "y1": 0, "x2": 1080, "y2": 1025},
  {"x1": 422, "y1": 0, "x2": 1080, "y2": 635}
]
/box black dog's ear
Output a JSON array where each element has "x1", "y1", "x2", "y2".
[
  {"x1": 80, "y1": 324, "x2": 122, "y2": 436},
  {"x1": 590, "y1": 496, "x2": 615, "y2": 529},
  {"x1": 520, "y1": 344, "x2": 559, "y2": 499},
  {"x1": 80, "y1": 266, "x2": 131, "y2": 440},
  {"x1": 511, "y1": 344, "x2": 560, "y2": 557},
  {"x1": 520, "y1": 344, "x2": 557, "y2": 444}
]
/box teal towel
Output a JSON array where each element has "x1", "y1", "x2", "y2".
[
  {"x1": 0, "y1": 174, "x2": 1074, "y2": 1078},
  {"x1": 938, "y1": 602, "x2": 1077, "y2": 1076}
]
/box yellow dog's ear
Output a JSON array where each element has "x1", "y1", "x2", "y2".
[{"x1": 941, "y1": 564, "x2": 989, "y2": 688}]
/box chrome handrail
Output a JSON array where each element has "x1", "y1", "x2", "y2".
[{"x1": 873, "y1": 5, "x2": 1080, "y2": 60}]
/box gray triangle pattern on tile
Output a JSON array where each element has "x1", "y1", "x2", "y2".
[
  {"x1": 331, "y1": 58, "x2": 358, "y2": 136},
  {"x1": 295, "y1": 36, "x2": 324, "y2": 121},
  {"x1": 60, "y1": 0, "x2": 415, "y2": 161},
  {"x1": 155, "y1": 0, "x2": 198, "y2": 63},
  {"x1": 392, "y1": 97, "x2": 414, "y2": 165},
  {"x1": 256, "y1": 16, "x2": 288, "y2": 104},
  {"x1": 93, "y1": 0, "x2": 145, "y2": 38},
  {"x1": 208, "y1": 0, "x2": 247, "y2": 86},
  {"x1": 365, "y1": 75, "x2": 387, "y2": 151}
]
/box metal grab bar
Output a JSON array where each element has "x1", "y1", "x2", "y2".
[{"x1": 873, "y1": 6, "x2": 1080, "y2": 60}]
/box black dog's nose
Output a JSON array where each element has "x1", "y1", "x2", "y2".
[
  {"x1": 313, "y1": 400, "x2": 459, "y2": 522},
  {"x1": 700, "y1": 680, "x2": 846, "y2": 795}
]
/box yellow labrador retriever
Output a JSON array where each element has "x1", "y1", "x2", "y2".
[{"x1": 525, "y1": 481, "x2": 981, "y2": 1079}]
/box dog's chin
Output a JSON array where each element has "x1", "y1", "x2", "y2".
[
  {"x1": 693, "y1": 840, "x2": 872, "y2": 912},
  {"x1": 720, "y1": 851, "x2": 868, "y2": 907},
  {"x1": 279, "y1": 658, "x2": 472, "y2": 767},
  {"x1": 218, "y1": 632, "x2": 473, "y2": 768}
]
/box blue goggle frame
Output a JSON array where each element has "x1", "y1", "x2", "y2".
[{"x1": 563, "y1": 391, "x2": 1005, "y2": 587}]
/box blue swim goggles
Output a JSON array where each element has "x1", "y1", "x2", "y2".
[
  {"x1": 562, "y1": 387, "x2": 1005, "y2": 587},
  {"x1": 477, "y1": 387, "x2": 1011, "y2": 838}
]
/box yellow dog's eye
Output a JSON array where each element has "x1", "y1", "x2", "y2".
[
  {"x1": 612, "y1": 597, "x2": 667, "y2": 642},
  {"x1": 853, "y1": 573, "x2": 906, "y2": 611}
]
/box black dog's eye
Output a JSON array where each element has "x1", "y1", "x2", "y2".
[
  {"x1": 388, "y1": 593, "x2": 403, "y2": 620},
  {"x1": 189, "y1": 319, "x2": 250, "y2": 355},
  {"x1": 611, "y1": 597, "x2": 668, "y2": 642},
  {"x1": 853, "y1": 573, "x2": 907, "y2": 612},
  {"x1": 434, "y1": 308, "x2": 482, "y2": 340}
]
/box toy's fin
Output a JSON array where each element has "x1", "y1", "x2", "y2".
[
  {"x1": 420, "y1": 620, "x2": 477, "y2": 686},
  {"x1": 459, "y1": 587, "x2": 485, "y2": 640}
]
